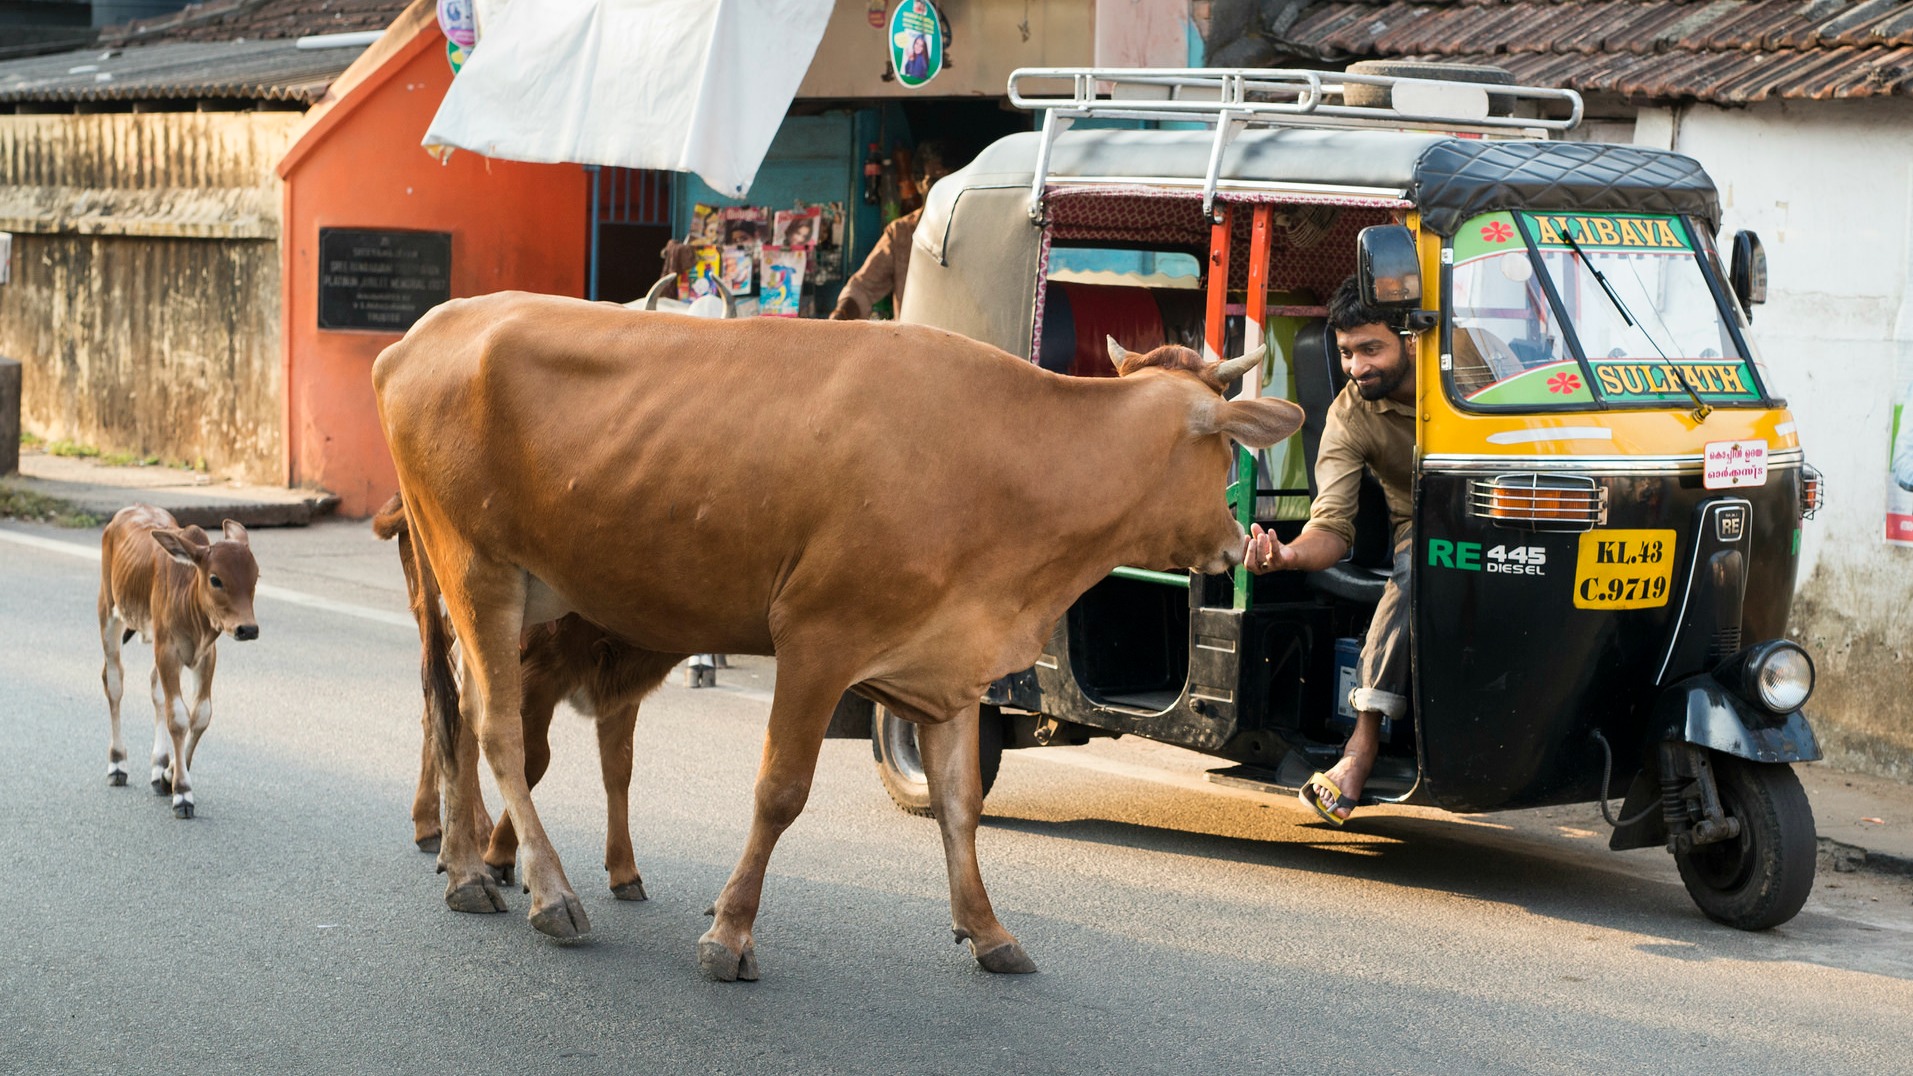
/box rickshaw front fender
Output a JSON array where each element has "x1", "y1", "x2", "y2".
[
  {"x1": 1653, "y1": 673, "x2": 1822, "y2": 766},
  {"x1": 1609, "y1": 676, "x2": 1820, "y2": 851}
]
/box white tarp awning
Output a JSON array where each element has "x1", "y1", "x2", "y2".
[{"x1": 423, "y1": 0, "x2": 834, "y2": 197}]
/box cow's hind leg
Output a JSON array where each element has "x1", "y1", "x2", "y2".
[
  {"x1": 413, "y1": 699, "x2": 442, "y2": 852},
  {"x1": 700, "y1": 657, "x2": 854, "y2": 982},
  {"x1": 442, "y1": 562, "x2": 587, "y2": 939},
  {"x1": 918, "y1": 703, "x2": 1034, "y2": 973},
  {"x1": 484, "y1": 684, "x2": 558, "y2": 887},
  {"x1": 598, "y1": 698, "x2": 646, "y2": 900},
  {"x1": 99, "y1": 599, "x2": 130, "y2": 787}
]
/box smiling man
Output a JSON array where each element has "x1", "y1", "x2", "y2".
[{"x1": 1244, "y1": 274, "x2": 1418, "y2": 824}]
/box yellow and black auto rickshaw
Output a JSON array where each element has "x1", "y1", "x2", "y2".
[{"x1": 846, "y1": 67, "x2": 1824, "y2": 929}]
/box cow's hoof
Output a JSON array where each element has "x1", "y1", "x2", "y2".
[
  {"x1": 697, "y1": 938, "x2": 759, "y2": 982},
  {"x1": 108, "y1": 771, "x2": 128, "y2": 787},
  {"x1": 151, "y1": 776, "x2": 171, "y2": 796},
  {"x1": 487, "y1": 862, "x2": 514, "y2": 886},
  {"x1": 415, "y1": 834, "x2": 441, "y2": 854},
  {"x1": 529, "y1": 894, "x2": 591, "y2": 940},
  {"x1": 611, "y1": 878, "x2": 648, "y2": 902},
  {"x1": 973, "y1": 940, "x2": 1037, "y2": 975},
  {"x1": 445, "y1": 876, "x2": 507, "y2": 914},
  {"x1": 172, "y1": 798, "x2": 195, "y2": 820}
]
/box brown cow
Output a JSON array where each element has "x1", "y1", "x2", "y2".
[
  {"x1": 373, "y1": 293, "x2": 1300, "y2": 980},
  {"x1": 373, "y1": 494, "x2": 676, "y2": 899},
  {"x1": 97, "y1": 505, "x2": 259, "y2": 819}
]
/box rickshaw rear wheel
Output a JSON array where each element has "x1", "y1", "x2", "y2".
[
  {"x1": 872, "y1": 705, "x2": 1004, "y2": 817},
  {"x1": 1673, "y1": 754, "x2": 1816, "y2": 931}
]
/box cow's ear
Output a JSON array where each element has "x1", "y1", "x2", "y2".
[
  {"x1": 221, "y1": 519, "x2": 250, "y2": 546},
  {"x1": 150, "y1": 529, "x2": 203, "y2": 567},
  {"x1": 1200, "y1": 397, "x2": 1304, "y2": 449}
]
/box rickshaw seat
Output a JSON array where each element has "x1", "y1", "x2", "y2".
[{"x1": 1290, "y1": 319, "x2": 1396, "y2": 605}]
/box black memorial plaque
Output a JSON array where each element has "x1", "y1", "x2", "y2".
[{"x1": 317, "y1": 229, "x2": 452, "y2": 331}]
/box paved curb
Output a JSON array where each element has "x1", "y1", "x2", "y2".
[
  {"x1": 2, "y1": 456, "x2": 338, "y2": 529},
  {"x1": 1820, "y1": 837, "x2": 1913, "y2": 880}
]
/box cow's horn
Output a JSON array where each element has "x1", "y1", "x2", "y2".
[
  {"x1": 641, "y1": 273, "x2": 677, "y2": 311},
  {"x1": 1213, "y1": 342, "x2": 1267, "y2": 384},
  {"x1": 1106, "y1": 335, "x2": 1130, "y2": 366},
  {"x1": 713, "y1": 278, "x2": 738, "y2": 319}
]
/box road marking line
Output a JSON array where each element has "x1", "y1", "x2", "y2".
[
  {"x1": 0, "y1": 527, "x2": 779, "y2": 696},
  {"x1": 0, "y1": 526, "x2": 415, "y2": 627}
]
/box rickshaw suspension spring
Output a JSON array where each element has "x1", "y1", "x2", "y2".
[{"x1": 1590, "y1": 730, "x2": 1659, "y2": 828}]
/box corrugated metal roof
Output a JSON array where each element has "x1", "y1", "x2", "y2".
[
  {"x1": 0, "y1": 38, "x2": 365, "y2": 103},
  {"x1": 101, "y1": 0, "x2": 408, "y2": 46},
  {"x1": 1249, "y1": 0, "x2": 1913, "y2": 103}
]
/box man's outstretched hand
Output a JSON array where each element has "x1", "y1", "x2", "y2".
[{"x1": 1243, "y1": 523, "x2": 1301, "y2": 575}]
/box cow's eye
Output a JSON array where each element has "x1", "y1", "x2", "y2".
[{"x1": 209, "y1": 575, "x2": 224, "y2": 589}]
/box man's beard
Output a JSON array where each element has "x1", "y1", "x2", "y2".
[{"x1": 1358, "y1": 361, "x2": 1410, "y2": 400}]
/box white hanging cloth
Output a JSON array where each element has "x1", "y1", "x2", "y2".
[{"x1": 423, "y1": 0, "x2": 833, "y2": 197}]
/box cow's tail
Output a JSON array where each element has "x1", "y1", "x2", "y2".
[{"x1": 373, "y1": 492, "x2": 463, "y2": 779}]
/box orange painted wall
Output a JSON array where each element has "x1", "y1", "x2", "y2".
[{"x1": 279, "y1": 25, "x2": 587, "y2": 516}]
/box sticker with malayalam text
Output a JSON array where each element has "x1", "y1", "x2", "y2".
[{"x1": 1704, "y1": 440, "x2": 1767, "y2": 490}]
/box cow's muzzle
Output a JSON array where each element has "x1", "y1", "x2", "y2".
[{"x1": 233, "y1": 624, "x2": 259, "y2": 641}]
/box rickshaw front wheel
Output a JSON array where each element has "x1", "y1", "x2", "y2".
[
  {"x1": 1673, "y1": 754, "x2": 1816, "y2": 931},
  {"x1": 872, "y1": 705, "x2": 1005, "y2": 817}
]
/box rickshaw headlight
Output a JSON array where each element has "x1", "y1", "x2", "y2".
[{"x1": 1743, "y1": 642, "x2": 1814, "y2": 713}]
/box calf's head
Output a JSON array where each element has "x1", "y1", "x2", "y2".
[
  {"x1": 1107, "y1": 338, "x2": 1305, "y2": 575},
  {"x1": 151, "y1": 520, "x2": 261, "y2": 640}
]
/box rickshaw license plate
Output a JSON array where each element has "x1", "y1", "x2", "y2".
[{"x1": 1573, "y1": 529, "x2": 1677, "y2": 610}]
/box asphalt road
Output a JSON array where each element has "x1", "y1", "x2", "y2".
[{"x1": 3, "y1": 519, "x2": 1910, "y2": 1075}]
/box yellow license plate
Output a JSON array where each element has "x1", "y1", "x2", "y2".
[{"x1": 1573, "y1": 529, "x2": 1677, "y2": 610}]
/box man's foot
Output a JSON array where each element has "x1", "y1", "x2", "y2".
[{"x1": 1303, "y1": 734, "x2": 1380, "y2": 823}]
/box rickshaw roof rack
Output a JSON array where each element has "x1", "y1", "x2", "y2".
[{"x1": 1007, "y1": 66, "x2": 1585, "y2": 221}]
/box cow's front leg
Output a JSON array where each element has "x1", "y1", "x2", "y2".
[
  {"x1": 182, "y1": 646, "x2": 216, "y2": 772},
  {"x1": 147, "y1": 667, "x2": 173, "y2": 795},
  {"x1": 155, "y1": 657, "x2": 195, "y2": 818},
  {"x1": 99, "y1": 606, "x2": 129, "y2": 786},
  {"x1": 700, "y1": 661, "x2": 850, "y2": 982},
  {"x1": 917, "y1": 703, "x2": 1034, "y2": 974}
]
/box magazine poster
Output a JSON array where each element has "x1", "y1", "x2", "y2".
[
  {"x1": 719, "y1": 206, "x2": 767, "y2": 248},
  {"x1": 759, "y1": 246, "x2": 806, "y2": 317},
  {"x1": 685, "y1": 244, "x2": 722, "y2": 299},
  {"x1": 1890, "y1": 355, "x2": 1913, "y2": 546},
  {"x1": 719, "y1": 243, "x2": 756, "y2": 295},
  {"x1": 774, "y1": 207, "x2": 822, "y2": 249},
  {"x1": 809, "y1": 202, "x2": 846, "y2": 281},
  {"x1": 691, "y1": 204, "x2": 724, "y2": 244}
]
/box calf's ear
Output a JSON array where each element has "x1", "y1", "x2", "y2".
[
  {"x1": 221, "y1": 519, "x2": 250, "y2": 546},
  {"x1": 1200, "y1": 397, "x2": 1305, "y2": 449},
  {"x1": 150, "y1": 529, "x2": 203, "y2": 567}
]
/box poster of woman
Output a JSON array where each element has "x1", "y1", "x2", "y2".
[{"x1": 888, "y1": 0, "x2": 942, "y2": 89}]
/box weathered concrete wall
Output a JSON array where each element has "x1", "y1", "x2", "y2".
[
  {"x1": 0, "y1": 112, "x2": 300, "y2": 483},
  {"x1": 1637, "y1": 98, "x2": 1913, "y2": 777}
]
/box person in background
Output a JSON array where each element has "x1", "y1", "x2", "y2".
[{"x1": 829, "y1": 141, "x2": 960, "y2": 321}]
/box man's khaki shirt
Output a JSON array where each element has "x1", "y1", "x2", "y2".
[
  {"x1": 1300, "y1": 381, "x2": 1416, "y2": 550},
  {"x1": 837, "y1": 208, "x2": 920, "y2": 317}
]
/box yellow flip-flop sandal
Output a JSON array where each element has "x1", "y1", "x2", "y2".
[{"x1": 1299, "y1": 771, "x2": 1357, "y2": 826}]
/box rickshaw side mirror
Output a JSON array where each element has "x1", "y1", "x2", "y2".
[
  {"x1": 1730, "y1": 230, "x2": 1768, "y2": 315},
  {"x1": 1357, "y1": 225, "x2": 1423, "y2": 308}
]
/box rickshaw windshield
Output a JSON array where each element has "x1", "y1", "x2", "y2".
[{"x1": 1446, "y1": 210, "x2": 1767, "y2": 410}]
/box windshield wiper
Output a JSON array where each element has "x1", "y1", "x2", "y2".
[{"x1": 1558, "y1": 228, "x2": 1712, "y2": 422}]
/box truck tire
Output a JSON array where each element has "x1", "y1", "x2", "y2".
[
  {"x1": 1343, "y1": 59, "x2": 1517, "y2": 116},
  {"x1": 1674, "y1": 754, "x2": 1816, "y2": 930},
  {"x1": 872, "y1": 704, "x2": 1004, "y2": 817}
]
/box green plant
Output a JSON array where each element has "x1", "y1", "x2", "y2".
[
  {"x1": 47, "y1": 439, "x2": 100, "y2": 459},
  {"x1": 19, "y1": 431, "x2": 44, "y2": 449},
  {"x1": 0, "y1": 484, "x2": 102, "y2": 527}
]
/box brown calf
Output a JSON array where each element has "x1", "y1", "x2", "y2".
[
  {"x1": 98, "y1": 505, "x2": 259, "y2": 818},
  {"x1": 373, "y1": 494, "x2": 679, "y2": 900}
]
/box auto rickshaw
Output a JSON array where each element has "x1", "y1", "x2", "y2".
[{"x1": 841, "y1": 66, "x2": 1824, "y2": 930}]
